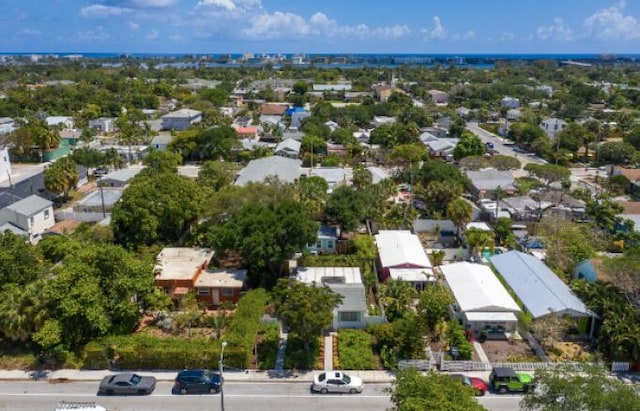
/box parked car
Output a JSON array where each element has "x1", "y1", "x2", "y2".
[
  {"x1": 449, "y1": 373, "x2": 488, "y2": 396},
  {"x1": 311, "y1": 371, "x2": 364, "y2": 394},
  {"x1": 98, "y1": 373, "x2": 156, "y2": 396},
  {"x1": 489, "y1": 367, "x2": 535, "y2": 394},
  {"x1": 173, "y1": 369, "x2": 221, "y2": 395}
]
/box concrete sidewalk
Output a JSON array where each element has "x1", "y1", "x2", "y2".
[{"x1": 0, "y1": 369, "x2": 399, "y2": 384}]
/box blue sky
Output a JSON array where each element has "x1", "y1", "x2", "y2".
[{"x1": 1, "y1": 0, "x2": 640, "y2": 54}]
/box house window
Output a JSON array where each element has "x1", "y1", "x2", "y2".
[
  {"x1": 327, "y1": 241, "x2": 334, "y2": 249},
  {"x1": 197, "y1": 288, "x2": 210, "y2": 296},
  {"x1": 316, "y1": 242, "x2": 322, "y2": 248},
  {"x1": 44, "y1": 209, "x2": 50, "y2": 219},
  {"x1": 339, "y1": 311, "x2": 359, "y2": 322},
  {"x1": 221, "y1": 288, "x2": 234, "y2": 297},
  {"x1": 30, "y1": 216, "x2": 34, "y2": 225}
]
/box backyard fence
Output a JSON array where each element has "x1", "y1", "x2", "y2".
[
  {"x1": 611, "y1": 362, "x2": 630, "y2": 372},
  {"x1": 439, "y1": 360, "x2": 598, "y2": 372}
]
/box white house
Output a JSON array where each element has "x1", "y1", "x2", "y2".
[
  {"x1": 375, "y1": 230, "x2": 434, "y2": 289},
  {"x1": 540, "y1": 117, "x2": 567, "y2": 140},
  {"x1": 274, "y1": 138, "x2": 301, "y2": 159},
  {"x1": 150, "y1": 134, "x2": 173, "y2": 151},
  {"x1": 88, "y1": 117, "x2": 116, "y2": 133},
  {"x1": 441, "y1": 262, "x2": 521, "y2": 333},
  {"x1": 98, "y1": 167, "x2": 144, "y2": 188},
  {"x1": 161, "y1": 109, "x2": 202, "y2": 131},
  {"x1": 0, "y1": 117, "x2": 16, "y2": 135},
  {"x1": 46, "y1": 116, "x2": 75, "y2": 129},
  {"x1": 0, "y1": 146, "x2": 10, "y2": 183},
  {"x1": 296, "y1": 266, "x2": 367, "y2": 329},
  {"x1": 0, "y1": 194, "x2": 55, "y2": 243},
  {"x1": 500, "y1": 97, "x2": 520, "y2": 108}
]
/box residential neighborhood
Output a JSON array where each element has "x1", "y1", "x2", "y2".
[{"x1": 0, "y1": 51, "x2": 639, "y2": 410}]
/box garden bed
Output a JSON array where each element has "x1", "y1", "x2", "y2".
[{"x1": 480, "y1": 338, "x2": 539, "y2": 363}]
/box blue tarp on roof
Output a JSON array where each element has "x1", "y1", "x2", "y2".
[
  {"x1": 285, "y1": 107, "x2": 306, "y2": 116},
  {"x1": 489, "y1": 251, "x2": 593, "y2": 319}
]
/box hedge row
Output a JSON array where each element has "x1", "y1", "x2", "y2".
[{"x1": 82, "y1": 289, "x2": 271, "y2": 370}]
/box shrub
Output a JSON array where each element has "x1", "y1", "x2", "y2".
[
  {"x1": 283, "y1": 336, "x2": 318, "y2": 370},
  {"x1": 337, "y1": 329, "x2": 376, "y2": 370},
  {"x1": 256, "y1": 322, "x2": 279, "y2": 370}
]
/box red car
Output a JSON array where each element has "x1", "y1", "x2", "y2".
[{"x1": 450, "y1": 374, "x2": 488, "y2": 396}]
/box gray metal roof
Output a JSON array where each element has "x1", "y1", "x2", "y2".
[
  {"x1": 101, "y1": 167, "x2": 143, "y2": 184},
  {"x1": 0, "y1": 222, "x2": 28, "y2": 237},
  {"x1": 234, "y1": 157, "x2": 301, "y2": 186},
  {"x1": 490, "y1": 251, "x2": 593, "y2": 318},
  {"x1": 150, "y1": 134, "x2": 173, "y2": 146},
  {"x1": 331, "y1": 283, "x2": 366, "y2": 312},
  {"x1": 466, "y1": 170, "x2": 515, "y2": 191},
  {"x1": 5, "y1": 194, "x2": 52, "y2": 217},
  {"x1": 275, "y1": 138, "x2": 301, "y2": 154}
]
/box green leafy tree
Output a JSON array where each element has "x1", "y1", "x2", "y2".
[
  {"x1": 523, "y1": 163, "x2": 571, "y2": 187},
  {"x1": 490, "y1": 155, "x2": 521, "y2": 171},
  {"x1": 422, "y1": 181, "x2": 463, "y2": 218},
  {"x1": 141, "y1": 149, "x2": 182, "y2": 174},
  {"x1": 0, "y1": 279, "x2": 49, "y2": 342},
  {"x1": 520, "y1": 365, "x2": 640, "y2": 411},
  {"x1": 453, "y1": 131, "x2": 485, "y2": 160},
  {"x1": 207, "y1": 200, "x2": 318, "y2": 285},
  {"x1": 296, "y1": 176, "x2": 328, "y2": 213},
  {"x1": 272, "y1": 278, "x2": 342, "y2": 352},
  {"x1": 325, "y1": 186, "x2": 368, "y2": 232},
  {"x1": 417, "y1": 284, "x2": 454, "y2": 332},
  {"x1": 112, "y1": 173, "x2": 203, "y2": 248},
  {"x1": 458, "y1": 155, "x2": 490, "y2": 170},
  {"x1": 494, "y1": 217, "x2": 512, "y2": 245},
  {"x1": 378, "y1": 279, "x2": 418, "y2": 321},
  {"x1": 43, "y1": 157, "x2": 79, "y2": 202},
  {"x1": 465, "y1": 227, "x2": 495, "y2": 257},
  {"x1": 197, "y1": 160, "x2": 239, "y2": 192},
  {"x1": 446, "y1": 198, "x2": 473, "y2": 238},
  {"x1": 352, "y1": 166, "x2": 373, "y2": 190},
  {"x1": 0, "y1": 231, "x2": 45, "y2": 286},
  {"x1": 598, "y1": 141, "x2": 636, "y2": 164},
  {"x1": 388, "y1": 144, "x2": 428, "y2": 166},
  {"x1": 388, "y1": 369, "x2": 487, "y2": 411}
]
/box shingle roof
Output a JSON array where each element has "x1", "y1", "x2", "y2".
[
  {"x1": 490, "y1": 251, "x2": 593, "y2": 318},
  {"x1": 234, "y1": 157, "x2": 301, "y2": 186},
  {"x1": 5, "y1": 194, "x2": 52, "y2": 217}
]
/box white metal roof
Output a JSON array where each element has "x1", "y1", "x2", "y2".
[
  {"x1": 375, "y1": 230, "x2": 431, "y2": 269},
  {"x1": 441, "y1": 262, "x2": 520, "y2": 313},
  {"x1": 296, "y1": 266, "x2": 362, "y2": 285},
  {"x1": 464, "y1": 312, "x2": 518, "y2": 322},
  {"x1": 490, "y1": 251, "x2": 592, "y2": 318}
]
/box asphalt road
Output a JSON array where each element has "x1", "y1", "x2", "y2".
[
  {"x1": 0, "y1": 381, "x2": 524, "y2": 411},
  {"x1": 465, "y1": 121, "x2": 546, "y2": 169}
]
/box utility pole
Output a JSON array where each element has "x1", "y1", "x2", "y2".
[{"x1": 219, "y1": 341, "x2": 227, "y2": 411}]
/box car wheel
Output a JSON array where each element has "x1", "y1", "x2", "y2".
[
  {"x1": 499, "y1": 386, "x2": 508, "y2": 394},
  {"x1": 320, "y1": 388, "x2": 328, "y2": 394},
  {"x1": 523, "y1": 385, "x2": 531, "y2": 393},
  {"x1": 476, "y1": 389, "x2": 485, "y2": 397},
  {"x1": 349, "y1": 388, "x2": 358, "y2": 394},
  {"x1": 209, "y1": 387, "x2": 218, "y2": 394},
  {"x1": 138, "y1": 389, "x2": 146, "y2": 395},
  {"x1": 106, "y1": 389, "x2": 114, "y2": 396},
  {"x1": 179, "y1": 387, "x2": 188, "y2": 395}
]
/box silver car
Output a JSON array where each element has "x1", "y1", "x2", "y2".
[{"x1": 311, "y1": 371, "x2": 364, "y2": 394}]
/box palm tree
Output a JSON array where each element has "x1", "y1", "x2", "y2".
[
  {"x1": 446, "y1": 197, "x2": 473, "y2": 241},
  {"x1": 465, "y1": 227, "x2": 495, "y2": 259}
]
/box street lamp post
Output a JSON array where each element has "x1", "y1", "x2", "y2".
[{"x1": 219, "y1": 341, "x2": 227, "y2": 411}]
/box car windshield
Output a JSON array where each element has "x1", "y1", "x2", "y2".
[
  {"x1": 343, "y1": 375, "x2": 351, "y2": 384},
  {"x1": 462, "y1": 376, "x2": 471, "y2": 385},
  {"x1": 130, "y1": 374, "x2": 141, "y2": 385}
]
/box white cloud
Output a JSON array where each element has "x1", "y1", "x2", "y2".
[
  {"x1": 125, "y1": 0, "x2": 175, "y2": 7},
  {"x1": 21, "y1": 28, "x2": 41, "y2": 37},
  {"x1": 243, "y1": 11, "x2": 309, "y2": 39},
  {"x1": 146, "y1": 29, "x2": 159, "y2": 40},
  {"x1": 584, "y1": 2, "x2": 640, "y2": 40},
  {"x1": 307, "y1": 12, "x2": 409, "y2": 40},
  {"x1": 536, "y1": 17, "x2": 573, "y2": 41},
  {"x1": 453, "y1": 30, "x2": 475, "y2": 41},
  {"x1": 79, "y1": 4, "x2": 131, "y2": 18},
  {"x1": 197, "y1": 0, "x2": 236, "y2": 10},
  {"x1": 421, "y1": 16, "x2": 446, "y2": 40},
  {"x1": 500, "y1": 32, "x2": 517, "y2": 41},
  {"x1": 76, "y1": 26, "x2": 110, "y2": 42},
  {"x1": 128, "y1": 21, "x2": 140, "y2": 30}
]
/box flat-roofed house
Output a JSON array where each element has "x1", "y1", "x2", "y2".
[
  {"x1": 234, "y1": 157, "x2": 301, "y2": 186},
  {"x1": 296, "y1": 266, "x2": 367, "y2": 329},
  {"x1": 154, "y1": 247, "x2": 214, "y2": 301},
  {"x1": 161, "y1": 109, "x2": 202, "y2": 131},
  {"x1": 194, "y1": 268, "x2": 247, "y2": 306}
]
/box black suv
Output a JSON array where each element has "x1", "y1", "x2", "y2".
[{"x1": 174, "y1": 370, "x2": 221, "y2": 395}]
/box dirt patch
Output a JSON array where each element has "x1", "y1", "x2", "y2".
[{"x1": 480, "y1": 338, "x2": 539, "y2": 362}]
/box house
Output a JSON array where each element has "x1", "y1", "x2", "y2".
[
  {"x1": 466, "y1": 170, "x2": 516, "y2": 199},
  {"x1": 235, "y1": 126, "x2": 259, "y2": 140},
  {"x1": 73, "y1": 188, "x2": 123, "y2": 216},
  {"x1": 88, "y1": 117, "x2": 116, "y2": 133},
  {"x1": 149, "y1": 134, "x2": 173, "y2": 151},
  {"x1": 0, "y1": 117, "x2": 16, "y2": 135},
  {"x1": 536, "y1": 85, "x2": 553, "y2": 97},
  {"x1": 539, "y1": 117, "x2": 567, "y2": 140},
  {"x1": 375, "y1": 230, "x2": 434, "y2": 289},
  {"x1": 43, "y1": 219, "x2": 82, "y2": 237},
  {"x1": 374, "y1": 85, "x2": 393, "y2": 102},
  {"x1": 260, "y1": 104, "x2": 288, "y2": 116},
  {"x1": 313, "y1": 83, "x2": 352, "y2": 92},
  {"x1": 425, "y1": 139, "x2": 457, "y2": 160},
  {"x1": 0, "y1": 194, "x2": 54, "y2": 243},
  {"x1": 506, "y1": 109, "x2": 521, "y2": 121},
  {"x1": 412, "y1": 219, "x2": 456, "y2": 247},
  {"x1": 310, "y1": 167, "x2": 349, "y2": 192},
  {"x1": 490, "y1": 251, "x2": 595, "y2": 331},
  {"x1": 326, "y1": 142, "x2": 349, "y2": 157},
  {"x1": 194, "y1": 268, "x2": 247, "y2": 307},
  {"x1": 372, "y1": 116, "x2": 396, "y2": 127},
  {"x1": 296, "y1": 266, "x2": 367, "y2": 329},
  {"x1": 441, "y1": 262, "x2": 521, "y2": 333},
  {"x1": 456, "y1": 107, "x2": 472, "y2": 119},
  {"x1": 307, "y1": 225, "x2": 339, "y2": 255},
  {"x1": 427, "y1": 90, "x2": 449, "y2": 105},
  {"x1": 290, "y1": 110, "x2": 311, "y2": 129},
  {"x1": 161, "y1": 109, "x2": 202, "y2": 131},
  {"x1": 367, "y1": 167, "x2": 389, "y2": 184},
  {"x1": 98, "y1": 167, "x2": 143, "y2": 188},
  {"x1": 234, "y1": 157, "x2": 301, "y2": 186},
  {"x1": 153, "y1": 247, "x2": 214, "y2": 301},
  {"x1": 0, "y1": 146, "x2": 10, "y2": 183},
  {"x1": 46, "y1": 116, "x2": 74, "y2": 129},
  {"x1": 274, "y1": 138, "x2": 301, "y2": 159},
  {"x1": 500, "y1": 96, "x2": 520, "y2": 109},
  {"x1": 325, "y1": 120, "x2": 340, "y2": 132}
]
